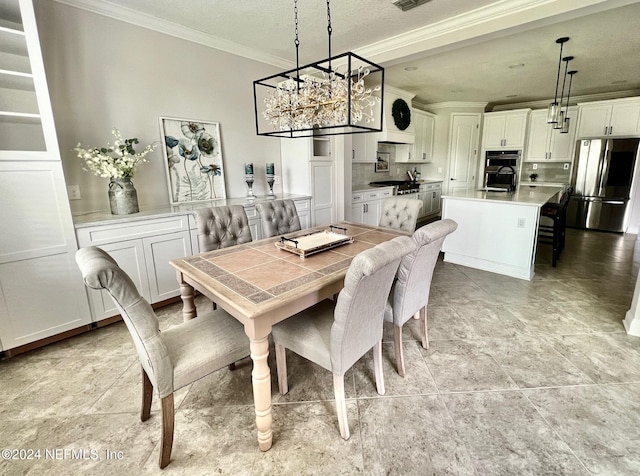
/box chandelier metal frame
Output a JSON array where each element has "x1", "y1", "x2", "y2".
[{"x1": 253, "y1": 0, "x2": 384, "y2": 138}]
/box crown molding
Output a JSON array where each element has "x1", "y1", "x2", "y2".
[
  {"x1": 423, "y1": 101, "x2": 488, "y2": 111},
  {"x1": 52, "y1": 0, "x2": 293, "y2": 69},
  {"x1": 490, "y1": 89, "x2": 640, "y2": 111},
  {"x1": 355, "y1": 0, "x2": 637, "y2": 65}
]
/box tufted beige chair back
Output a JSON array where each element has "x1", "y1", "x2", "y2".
[
  {"x1": 193, "y1": 205, "x2": 252, "y2": 251},
  {"x1": 255, "y1": 199, "x2": 302, "y2": 237},
  {"x1": 379, "y1": 197, "x2": 423, "y2": 232}
]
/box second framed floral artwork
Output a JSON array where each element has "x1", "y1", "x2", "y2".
[{"x1": 160, "y1": 117, "x2": 227, "y2": 204}]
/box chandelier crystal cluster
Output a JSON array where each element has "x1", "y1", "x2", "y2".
[{"x1": 254, "y1": 0, "x2": 384, "y2": 138}]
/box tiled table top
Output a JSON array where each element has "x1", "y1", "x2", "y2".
[{"x1": 171, "y1": 222, "x2": 408, "y2": 315}]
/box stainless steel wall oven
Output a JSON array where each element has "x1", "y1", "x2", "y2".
[{"x1": 484, "y1": 150, "x2": 521, "y2": 190}]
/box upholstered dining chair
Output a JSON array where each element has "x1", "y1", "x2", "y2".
[
  {"x1": 384, "y1": 219, "x2": 458, "y2": 377},
  {"x1": 75, "y1": 246, "x2": 250, "y2": 469},
  {"x1": 272, "y1": 235, "x2": 417, "y2": 440},
  {"x1": 378, "y1": 197, "x2": 423, "y2": 232},
  {"x1": 193, "y1": 205, "x2": 253, "y2": 252},
  {"x1": 255, "y1": 199, "x2": 301, "y2": 238}
]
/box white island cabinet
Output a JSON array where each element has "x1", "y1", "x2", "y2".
[{"x1": 441, "y1": 187, "x2": 562, "y2": 280}]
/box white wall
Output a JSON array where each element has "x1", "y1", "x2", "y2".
[{"x1": 34, "y1": 0, "x2": 283, "y2": 214}]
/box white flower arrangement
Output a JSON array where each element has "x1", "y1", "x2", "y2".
[{"x1": 75, "y1": 128, "x2": 157, "y2": 179}]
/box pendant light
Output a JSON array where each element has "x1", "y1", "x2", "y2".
[
  {"x1": 553, "y1": 55, "x2": 573, "y2": 130},
  {"x1": 561, "y1": 70, "x2": 577, "y2": 134},
  {"x1": 547, "y1": 37, "x2": 569, "y2": 124},
  {"x1": 253, "y1": 0, "x2": 384, "y2": 138}
]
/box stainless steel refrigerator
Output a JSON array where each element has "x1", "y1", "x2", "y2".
[{"x1": 567, "y1": 138, "x2": 640, "y2": 232}]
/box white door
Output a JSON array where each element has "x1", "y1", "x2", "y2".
[{"x1": 448, "y1": 114, "x2": 481, "y2": 192}]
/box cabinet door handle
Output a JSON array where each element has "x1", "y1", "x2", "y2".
[
  {"x1": 609, "y1": 126, "x2": 613, "y2": 135},
  {"x1": 352, "y1": 149, "x2": 355, "y2": 159},
  {"x1": 450, "y1": 178, "x2": 456, "y2": 181},
  {"x1": 422, "y1": 153, "x2": 426, "y2": 160},
  {"x1": 605, "y1": 126, "x2": 608, "y2": 135}
]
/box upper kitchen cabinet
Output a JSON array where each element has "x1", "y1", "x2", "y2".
[
  {"x1": 396, "y1": 108, "x2": 435, "y2": 163},
  {"x1": 525, "y1": 107, "x2": 578, "y2": 162},
  {"x1": 577, "y1": 98, "x2": 640, "y2": 138},
  {"x1": 351, "y1": 132, "x2": 380, "y2": 163},
  {"x1": 0, "y1": 0, "x2": 91, "y2": 353},
  {"x1": 281, "y1": 137, "x2": 336, "y2": 227},
  {"x1": 482, "y1": 109, "x2": 530, "y2": 150}
]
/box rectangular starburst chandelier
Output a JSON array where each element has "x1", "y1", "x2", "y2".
[{"x1": 253, "y1": 0, "x2": 384, "y2": 138}]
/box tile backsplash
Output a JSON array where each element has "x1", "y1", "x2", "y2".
[
  {"x1": 352, "y1": 143, "x2": 423, "y2": 185},
  {"x1": 521, "y1": 162, "x2": 571, "y2": 183}
]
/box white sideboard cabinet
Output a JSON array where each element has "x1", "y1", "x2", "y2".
[{"x1": 76, "y1": 215, "x2": 192, "y2": 321}]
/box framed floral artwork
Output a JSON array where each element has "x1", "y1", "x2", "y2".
[{"x1": 159, "y1": 117, "x2": 227, "y2": 204}]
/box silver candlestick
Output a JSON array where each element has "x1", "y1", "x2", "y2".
[
  {"x1": 245, "y1": 174, "x2": 255, "y2": 199},
  {"x1": 266, "y1": 174, "x2": 275, "y2": 197}
]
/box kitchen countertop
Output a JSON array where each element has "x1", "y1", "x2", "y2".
[
  {"x1": 73, "y1": 193, "x2": 311, "y2": 228},
  {"x1": 353, "y1": 179, "x2": 442, "y2": 193},
  {"x1": 442, "y1": 186, "x2": 563, "y2": 207}
]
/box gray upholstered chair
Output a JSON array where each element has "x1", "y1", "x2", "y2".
[
  {"x1": 75, "y1": 247, "x2": 249, "y2": 469},
  {"x1": 193, "y1": 205, "x2": 252, "y2": 252},
  {"x1": 379, "y1": 197, "x2": 423, "y2": 232},
  {"x1": 272, "y1": 235, "x2": 417, "y2": 439},
  {"x1": 255, "y1": 199, "x2": 301, "y2": 238},
  {"x1": 384, "y1": 219, "x2": 458, "y2": 376}
]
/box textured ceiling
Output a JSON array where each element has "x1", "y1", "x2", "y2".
[{"x1": 60, "y1": 0, "x2": 640, "y2": 109}]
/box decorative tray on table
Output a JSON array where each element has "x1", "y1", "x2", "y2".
[{"x1": 275, "y1": 225, "x2": 354, "y2": 258}]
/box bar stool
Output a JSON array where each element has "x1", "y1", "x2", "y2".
[{"x1": 538, "y1": 187, "x2": 572, "y2": 267}]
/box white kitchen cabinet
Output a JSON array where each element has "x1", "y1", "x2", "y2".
[
  {"x1": 351, "y1": 188, "x2": 393, "y2": 226},
  {"x1": 411, "y1": 109, "x2": 436, "y2": 162},
  {"x1": 352, "y1": 132, "x2": 380, "y2": 163},
  {"x1": 418, "y1": 182, "x2": 442, "y2": 217},
  {"x1": 525, "y1": 107, "x2": 577, "y2": 162},
  {"x1": 281, "y1": 137, "x2": 336, "y2": 226},
  {"x1": 0, "y1": 0, "x2": 92, "y2": 352},
  {"x1": 482, "y1": 109, "x2": 530, "y2": 149},
  {"x1": 577, "y1": 98, "x2": 640, "y2": 138},
  {"x1": 76, "y1": 215, "x2": 193, "y2": 321}
]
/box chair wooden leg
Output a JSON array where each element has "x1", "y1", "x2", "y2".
[
  {"x1": 275, "y1": 343, "x2": 289, "y2": 395},
  {"x1": 212, "y1": 301, "x2": 217, "y2": 310},
  {"x1": 373, "y1": 341, "x2": 386, "y2": 395},
  {"x1": 159, "y1": 394, "x2": 175, "y2": 469},
  {"x1": 141, "y1": 367, "x2": 153, "y2": 422},
  {"x1": 333, "y1": 373, "x2": 350, "y2": 440},
  {"x1": 420, "y1": 306, "x2": 429, "y2": 350},
  {"x1": 393, "y1": 324, "x2": 405, "y2": 377},
  {"x1": 228, "y1": 362, "x2": 236, "y2": 371}
]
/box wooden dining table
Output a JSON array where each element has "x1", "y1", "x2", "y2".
[{"x1": 169, "y1": 221, "x2": 409, "y2": 450}]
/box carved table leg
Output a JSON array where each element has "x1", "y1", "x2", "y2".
[
  {"x1": 249, "y1": 331, "x2": 273, "y2": 451},
  {"x1": 177, "y1": 271, "x2": 197, "y2": 321}
]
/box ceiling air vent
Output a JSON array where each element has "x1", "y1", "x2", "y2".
[{"x1": 393, "y1": 0, "x2": 433, "y2": 12}]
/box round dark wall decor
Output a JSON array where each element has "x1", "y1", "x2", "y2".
[{"x1": 391, "y1": 98, "x2": 411, "y2": 131}]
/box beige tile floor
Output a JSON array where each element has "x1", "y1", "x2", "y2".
[{"x1": 2, "y1": 228, "x2": 640, "y2": 475}]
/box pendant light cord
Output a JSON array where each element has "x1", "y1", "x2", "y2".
[
  {"x1": 553, "y1": 41, "x2": 566, "y2": 104},
  {"x1": 294, "y1": 0, "x2": 300, "y2": 88},
  {"x1": 326, "y1": 0, "x2": 332, "y2": 71}
]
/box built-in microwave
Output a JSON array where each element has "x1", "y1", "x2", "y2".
[{"x1": 484, "y1": 150, "x2": 520, "y2": 189}]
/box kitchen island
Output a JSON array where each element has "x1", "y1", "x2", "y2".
[{"x1": 441, "y1": 186, "x2": 563, "y2": 280}]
